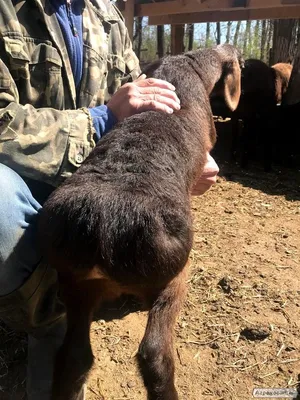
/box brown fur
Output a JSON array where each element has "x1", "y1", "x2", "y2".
[
  {"x1": 271, "y1": 62, "x2": 293, "y2": 104},
  {"x1": 38, "y1": 44, "x2": 242, "y2": 400}
]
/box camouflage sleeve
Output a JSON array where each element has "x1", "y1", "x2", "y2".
[
  {"x1": 0, "y1": 59, "x2": 96, "y2": 187},
  {"x1": 111, "y1": 3, "x2": 141, "y2": 81},
  {"x1": 123, "y1": 28, "x2": 141, "y2": 81}
]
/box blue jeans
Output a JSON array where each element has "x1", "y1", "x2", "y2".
[{"x1": 0, "y1": 164, "x2": 42, "y2": 296}]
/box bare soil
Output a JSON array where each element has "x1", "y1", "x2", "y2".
[{"x1": 1, "y1": 144, "x2": 300, "y2": 400}]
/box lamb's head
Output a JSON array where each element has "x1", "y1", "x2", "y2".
[{"x1": 186, "y1": 43, "x2": 243, "y2": 112}]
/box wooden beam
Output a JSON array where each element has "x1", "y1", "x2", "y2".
[
  {"x1": 171, "y1": 24, "x2": 185, "y2": 55},
  {"x1": 122, "y1": 0, "x2": 135, "y2": 41},
  {"x1": 157, "y1": 25, "x2": 165, "y2": 58},
  {"x1": 148, "y1": 6, "x2": 300, "y2": 24},
  {"x1": 136, "y1": 0, "x2": 300, "y2": 17}
]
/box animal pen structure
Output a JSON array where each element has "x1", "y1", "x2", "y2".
[{"x1": 117, "y1": 0, "x2": 300, "y2": 105}]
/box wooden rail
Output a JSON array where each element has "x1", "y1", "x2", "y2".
[
  {"x1": 135, "y1": 0, "x2": 300, "y2": 18},
  {"x1": 148, "y1": 6, "x2": 300, "y2": 25}
]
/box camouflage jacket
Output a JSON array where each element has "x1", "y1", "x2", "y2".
[{"x1": 0, "y1": 0, "x2": 140, "y2": 186}]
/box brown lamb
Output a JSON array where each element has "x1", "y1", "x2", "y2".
[{"x1": 38, "y1": 43, "x2": 242, "y2": 400}]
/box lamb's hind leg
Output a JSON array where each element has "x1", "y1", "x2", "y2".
[
  {"x1": 138, "y1": 265, "x2": 189, "y2": 400},
  {"x1": 51, "y1": 270, "x2": 104, "y2": 400}
]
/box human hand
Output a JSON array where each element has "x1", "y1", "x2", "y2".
[
  {"x1": 106, "y1": 74, "x2": 181, "y2": 122},
  {"x1": 192, "y1": 153, "x2": 219, "y2": 196}
]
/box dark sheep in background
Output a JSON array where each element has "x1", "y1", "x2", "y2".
[
  {"x1": 235, "y1": 59, "x2": 292, "y2": 171},
  {"x1": 211, "y1": 58, "x2": 293, "y2": 171}
]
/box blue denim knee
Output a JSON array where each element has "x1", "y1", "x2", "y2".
[{"x1": 0, "y1": 164, "x2": 42, "y2": 296}]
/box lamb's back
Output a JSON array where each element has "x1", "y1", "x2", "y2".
[{"x1": 40, "y1": 112, "x2": 194, "y2": 283}]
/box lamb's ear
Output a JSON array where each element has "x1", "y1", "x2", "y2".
[{"x1": 223, "y1": 59, "x2": 241, "y2": 111}]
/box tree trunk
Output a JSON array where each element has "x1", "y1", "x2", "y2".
[
  {"x1": 244, "y1": 21, "x2": 252, "y2": 57},
  {"x1": 216, "y1": 22, "x2": 221, "y2": 45},
  {"x1": 260, "y1": 20, "x2": 267, "y2": 62},
  {"x1": 253, "y1": 20, "x2": 260, "y2": 59},
  {"x1": 205, "y1": 23, "x2": 211, "y2": 47},
  {"x1": 283, "y1": 23, "x2": 300, "y2": 105},
  {"x1": 266, "y1": 20, "x2": 274, "y2": 65},
  {"x1": 226, "y1": 21, "x2": 232, "y2": 43},
  {"x1": 233, "y1": 21, "x2": 241, "y2": 47},
  {"x1": 133, "y1": 17, "x2": 143, "y2": 60},
  {"x1": 272, "y1": 19, "x2": 298, "y2": 64},
  {"x1": 243, "y1": 20, "x2": 251, "y2": 57},
  {"x1": 157, "y1": 25, "x2": 165, "y2": 58},
  {"x1": 186, "y1": 24, "x2": 194, "y2": 51}
]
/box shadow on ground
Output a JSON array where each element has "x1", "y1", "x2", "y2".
[
  {"x1": 0, "y1": 323, "x2": 27, "y2": 400},
  {"x1": 0, "y1": 295, "x2": 142, "y2": 400}
]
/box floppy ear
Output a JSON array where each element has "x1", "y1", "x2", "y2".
[{"x1": 223, "y1": 59, "x2": 241, "y2": 111}]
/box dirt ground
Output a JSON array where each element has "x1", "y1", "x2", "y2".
[{"x1": 0, "y1": 125, "x2": 300, "y2": 400}]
